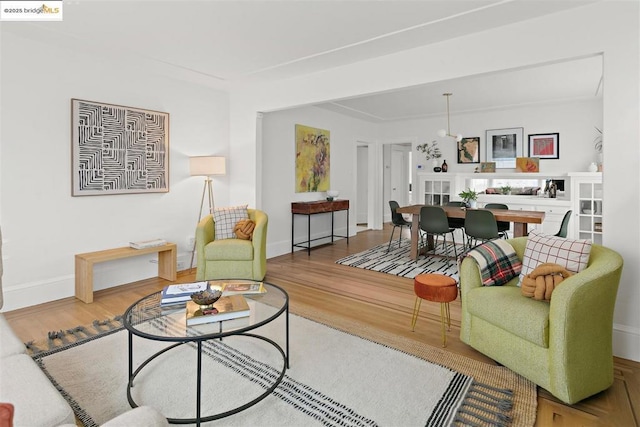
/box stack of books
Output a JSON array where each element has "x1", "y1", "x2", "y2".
[
  {"x1": 160, "y1": 282, "x2": 208, "y2": 306},
  {"x1": 185, "y1": 295, "x2": 251, "y2": 326},
  {"x1": 130, "y1": 238, "x2": 167, "y2": 249}
]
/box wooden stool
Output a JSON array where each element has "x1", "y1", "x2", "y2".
[{"x1": 411, "y1": 273, "x2": 458, "y2": 347}]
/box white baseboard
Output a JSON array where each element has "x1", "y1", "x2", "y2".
[
  {"x1": 2, "y1": 252, "x2": 191, "y2": 311},
  {"x1": 613, "y1": 323, "x2": 640, "y2": 362},
  {"x1": 268, "y1": 227, "x2": 351, "y2": 258},
  {"x1": 2, "y1": 275, "x2": 75, "y2": 312}
]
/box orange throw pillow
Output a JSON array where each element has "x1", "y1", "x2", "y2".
[
  {"x1": 521, "y1": 262, "x2": 572, "y2": 301},
  {"x1": 233, "y1": 219, "x2": 256, "y2": 240}
]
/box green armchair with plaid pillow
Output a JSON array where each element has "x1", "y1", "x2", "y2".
[
  {"x1": 195, "y1": 208, "x2": 268, "y2": 281},
  {"x1": 459, "y1": 235, "x2": 623, "y2": 404}
]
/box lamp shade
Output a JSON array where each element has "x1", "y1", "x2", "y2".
[{"x1": 189, "y1": 156, "x2": 226, "y2": 176}]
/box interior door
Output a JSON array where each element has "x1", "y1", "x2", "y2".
[{"x1": 390, "y1": 148, "x2": 409, "y2": 206}]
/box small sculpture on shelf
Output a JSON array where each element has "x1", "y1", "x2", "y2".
[{"x1": 326, "y1": 190, "x2": 339, "y2": 201}]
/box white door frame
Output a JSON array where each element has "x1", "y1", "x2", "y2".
[
  {"x1": 355, "y1": 140, "x2": 380, "y2": 230},
  {"x1": 382, "y1": 139, "x2": 416, "y2": 224}
]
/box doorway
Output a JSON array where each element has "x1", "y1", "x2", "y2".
[
  {"x1": 356, "y1": 145, "x2": 369, "y2": 233},
  {"x1": 385, "y1": 142, "x2": 413, "y2": 223}
]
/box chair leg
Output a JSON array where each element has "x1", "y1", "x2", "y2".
[
  {"x1": 387, "y1": 226, "x2": 397, "y2": 252},
  {"x1": 439, "y1": 302, "x2": 452, "y2": 347},
  {"x1": 450, "y1": 232, "x2": 458, "y2": 267},
  {"x1": 397, "y1": 226, "x2": 403, "y2": 249},
  {"x1": 411, "y1": 297, "x2": 422, "y2": 331}
]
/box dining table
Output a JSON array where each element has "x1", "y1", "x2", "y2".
[{"x1": 396, "y1": 204, "x2": 545, "y2": 261}]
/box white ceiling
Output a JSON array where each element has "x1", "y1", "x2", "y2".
[{"x1": 4, "y1": 0, "x2": 602, "y2": 121}]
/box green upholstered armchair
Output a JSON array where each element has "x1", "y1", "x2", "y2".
[
  {"x1": 459, "y1": 236, "x2": 623, "y2": 404},
  {"x1": 195, "y1": 209, "x2": 268, "y2": 281}
]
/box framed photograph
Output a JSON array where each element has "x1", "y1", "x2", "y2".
[
  {"x1": 516, "y1": 157, "x2": 540, "y2": 173},
  {"x1": 71, "y1": 99, "x2": 169, "y2": 196},
  {"x1": 480, "y1": 162, "x2": 496, "y2": 173},
  {"x1": 457, "y1": 137, "x2": 480, "y2": 164},
  {"x1": 528, "y1": 133, "x2": 559, "y2": 159},
  {"x1": 485, "y1": 127, "x2": 524, "y2": 168}
]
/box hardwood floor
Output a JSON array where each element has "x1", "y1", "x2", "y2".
[{"x1": 4, "y1": 225, "x2": 638, "y2": 426}]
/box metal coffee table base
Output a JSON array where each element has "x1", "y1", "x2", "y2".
[{"x1": 126, "y1": 332, "x2": 288, "y2": 425}]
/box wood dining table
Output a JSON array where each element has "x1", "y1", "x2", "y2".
[{"x1": 396, "y1": 204, "x2": 545, "y2": 260}]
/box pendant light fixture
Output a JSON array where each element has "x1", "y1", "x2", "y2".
[{"x1": 437, "y1": 93, "x2": 463, "y2": 142}]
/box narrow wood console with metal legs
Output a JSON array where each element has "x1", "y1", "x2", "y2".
[{"x1": 75, "y1": 243, "x2": 177, "y2": 303}]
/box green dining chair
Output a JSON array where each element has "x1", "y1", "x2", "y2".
[
  {"x1": 484, "y1": 203, "x2": 510, "y2": 238},
  {"x1": 419, "y1": 206, "x2": 458, "y2": 267},
  {"x1": 388, "y1": 201, "x2": 412, "y2": 252},
  {"x1": 554, "y1": 210, "x2": 573, "y2": 238},
  {"x1": 464, "y1": 209, "x2": 500, "y2": 248},
  {"x1": 446, "y1": 201, "x2": 466, "y2": 248}
]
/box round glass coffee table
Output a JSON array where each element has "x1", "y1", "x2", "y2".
[{"x1": 122, "y1": 281, "x2": 289, "y2": 425}]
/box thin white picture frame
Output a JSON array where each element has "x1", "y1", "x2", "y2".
[{"x1": 485, "y1": 127, "x2": 524, "y2": 169}]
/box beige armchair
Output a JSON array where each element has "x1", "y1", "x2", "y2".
[{"x1": 195, "y1": 209, "x2": 268, "y2": 281}]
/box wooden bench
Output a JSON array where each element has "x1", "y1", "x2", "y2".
[{"x1": 75, "y1": 243, "x2": 177, "y2": 303}]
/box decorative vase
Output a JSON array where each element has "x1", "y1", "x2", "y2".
[
  {"x1": 441, "y1": 160, "x2": 448, "y2": 172},
  {"x1": 468, "y1": 200, "x2": 477, "y2": 209},
  {"x1": 588, "y1": 162, "x2": 598, "y2": 172}
]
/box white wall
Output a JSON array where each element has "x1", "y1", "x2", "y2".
[
  {"x1": 0, "y1": 32, "x2": 230, "y2": 311},
  {"x1": 260, "y1": 106, "x2": 378, "y2": 256},
  {"x1": 230, "y1": 2, "x2": 640, "y2": 360}
]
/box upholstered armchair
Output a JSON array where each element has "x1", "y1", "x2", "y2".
[
  {"x1": 459, "y1": 236, "x2": 623, "y2": 404},
  {"x1": 195, "y1": 209, "x2": 268, "y2": 281}
]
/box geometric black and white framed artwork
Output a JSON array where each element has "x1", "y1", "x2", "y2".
[{"x1": 71, "y1": 99, "x2": 170, "y2": 196}]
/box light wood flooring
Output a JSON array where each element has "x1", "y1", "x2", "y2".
[{"x1": 4, "y1": 225, "x2": 639, "y2": 426}]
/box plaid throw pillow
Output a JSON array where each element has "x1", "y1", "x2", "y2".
[
  {"x1": 518, "y1": 229, "x2": 592, "y2": 286},
  {"x1": 465, "y1": 239, "x2": 522, "y2": 286},
  {"x1": 213, "y1": 205, "x2": 249, "y2": 240}
]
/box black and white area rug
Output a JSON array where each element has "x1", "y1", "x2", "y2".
[
  {"x1": 335, "y1": 239, "x2": 460, "y2": 279},
  {"x1": 29, "y1": 310, "x2": 525, "y2": 426}
]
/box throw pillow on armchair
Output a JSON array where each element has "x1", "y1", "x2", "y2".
[{"x1": 234, "y1": 219, "x2": 255, "y2": 240}]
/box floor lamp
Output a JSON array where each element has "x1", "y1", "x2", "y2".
[{"x1": 189, "y1": 156, "x2": 226, "y2": 269}]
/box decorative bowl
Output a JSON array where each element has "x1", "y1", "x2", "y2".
[
  {"x1": 326, "y1": 190, "x2": 339, "y2": 198},
  {"x1": 190, "y1": 288, "x2": 222, "y2": 308}
]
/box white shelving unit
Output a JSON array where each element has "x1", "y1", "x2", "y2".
[
  {"x1": 418, "y1": 174, "x2": 455, "y2": 206},
  {"x1": 569, "y1": 172, "x2": 603, "y2": 243}
]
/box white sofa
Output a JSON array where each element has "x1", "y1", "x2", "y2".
[{"x1": 0, "y1": 227, "x2": 169, "y2": 427}]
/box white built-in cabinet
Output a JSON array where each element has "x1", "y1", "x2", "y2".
[
  {"x1": 418, "y1": 174, "x2": 455, "y2": 206},
  {"x1": 568, "y1": 172, "x2": 603, "y2": 244}
]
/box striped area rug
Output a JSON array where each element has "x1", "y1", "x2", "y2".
[
  {"x1": 28, "y1": 310, "x2": 521, "y2": 427},
  {"x1": 335, "y1": 238, "x2": 460, "y2": 279}
]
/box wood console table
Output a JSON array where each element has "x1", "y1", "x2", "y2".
[
  {"x1": 75, "y1": 243, "x2": 177, "y2": 303},
  {"x1": 291, "y1": 200, "x2": 349, "y2": 255}
]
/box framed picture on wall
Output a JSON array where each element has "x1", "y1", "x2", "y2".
[
  {"x1": 480, "y1": 162, "x2": 496, "y2": 173},
  {"x1": 71, "y1": 99, "x2": 170, "y2": 196},
  {"x1": 485, "y1": 127, "x2": 524, "y2": 168},
  {"x1": 457, "y1": 137, "x2": 480, "y2": 164},
  {"x1": 528, "y1": 133, "x2": 559, "y2": 159}
]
